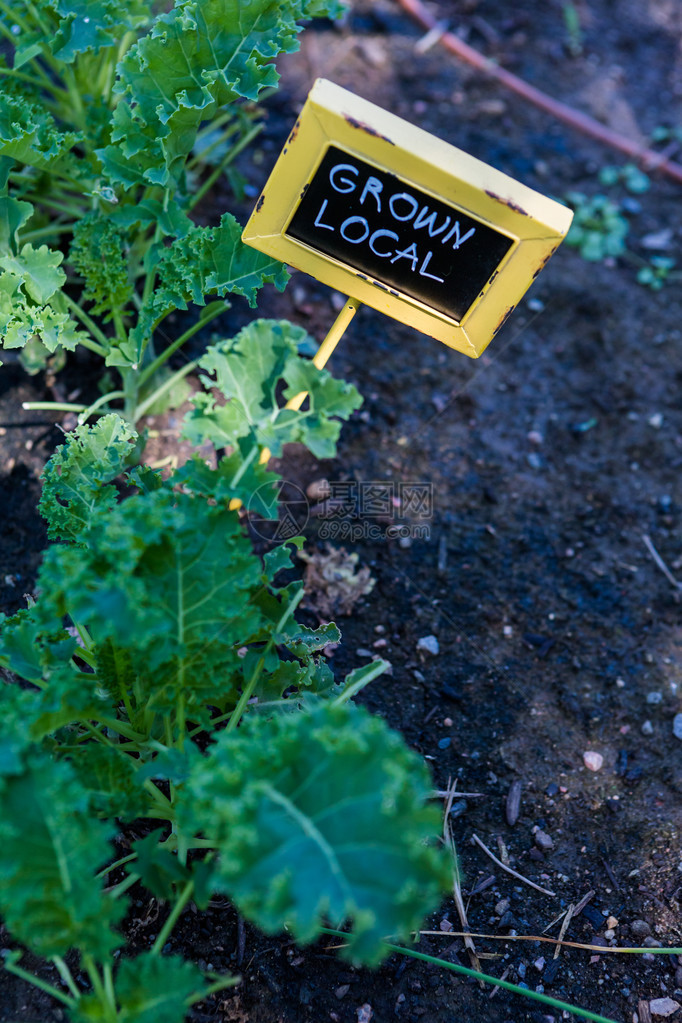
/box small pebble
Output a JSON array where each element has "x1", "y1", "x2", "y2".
[
  {"x1": 545, "y1": 782, "x2": 559, "y2": 797},
  {"x1": 606, "y1": 916, "x2": 619, "y2": 929},
  {"x1": 646, "y1": 691, "x2": 663, "y2": 704},
  {"x1": 583, "y1": 751, "x2": 604, "y2": 771},
  {"x1": 438, "y1": 737, "x2": 451, "y2": 750},
  {"x1": 449, "y1": 798, "x2": 467, "y2": 818},
  {"x1": 648, "y1": 413, "x2": 664, "y2": 429},
  {"x1": 644, "y1": 936, "x2": 663, "y2": 948},
  {"x1": 630, "y1": 919, "x2": 651, "y2": 938},
  {"x1": 417, "y1": 635, "x2": 439, "y2": 655},
  {"x1": 673, "y1": 714, "x2": 682, "y2": 740},
  {"x1": 306, "y1": 478, "x2": 330, "y2": 500},
  {"x1": 642, "y1": 720, "x2": 654, "y2": 736},
  {"x1": 534, "y1": 829, "x2": 554, "y2": 852},
  {"x1": 335, "y1": 985, "x2": 350, "y2": 999},
  {"x1": 356, "y1": 648, "x2": 373, "y2": 658},
  {"x1": 506, "y1": 779, "x2": 523, "y2": 826},
  {"x1": 356, "y1": 1004, "x2": 373, "y2": 1023},
  {"x1": 649, "y1": 997, "x2": 680, "y2": 1017},
  {"x1": 495, "y1": 899, "x2": 510, "y2": 916}
]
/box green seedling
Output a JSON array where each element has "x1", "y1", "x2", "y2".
[
  {"x1": 598, "y1": 162, "x2": 650, "y2": 194},
  {"x1": 564, "y1": 191, "x2": 629, "y2": 261},
  {"x1": 636, "y1": 255, "x2": 678, "y2": 291}
]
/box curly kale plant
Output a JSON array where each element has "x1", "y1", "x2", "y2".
[
  {"x1": 0, "y1": 0, "x2": 342, "y2": 419},
  {"x1": 0, "y1": 325, "x2": 449, "y2": 1020}
]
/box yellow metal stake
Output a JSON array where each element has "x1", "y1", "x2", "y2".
[
  {"x1": 228, "y1": 296, "x2": 361, "y2": 508},
  {"x1": 264, "y1": 294, "x2": 360, "y2": 434}
]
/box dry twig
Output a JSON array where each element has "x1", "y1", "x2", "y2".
[
  {"x1": 643, "y1": 534, "x2": 682, "y2": 595},
  {"x1": 396, "y1": 0, "x2": 682, "y2": 186},
  {"x1": 553, "y1": 903, "x2": 575, "y2": 960},
  {"x1": 443, "y1": 783, "x2": 482, "y2": 977},
  {"x1": 472, "y1": 833, "x2": 556, "y2": 897}
]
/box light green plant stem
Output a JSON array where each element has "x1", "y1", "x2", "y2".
[
  {"x1": 83, "y1": 955, "x2": 116, "y2": 1022},
  {"x1": 188, "y1": 121, "x2": 241, "y2": 169},
  {"x1": 18, "y1": 193, "x2": 84, "y2": 217},
  {"x1": 20, "y1": 222, "x2": 77, "y2": 243},
  {"x1": 189, "y1": 122, "x2": 263, "y2": 211},
  {"x1": 22, "y1": 401, "x2": 87, "y2": 413},
  {"x1": 95, "y1": 853, "x2": 138, "y2": 880},
  {"x1": 0, "y1": 0, "x2": 31, "y2": 35},
  {"x1": 226, "y1": 588, "x2": 306, "y2": 733},
  {"x1": 103, "y1": 963, "x2": 116, "y2": 1014},
  {"x1": 186, "y1": 973, "x2": 240, "y2": 1004},
  {"x1": 137, "y1": 302, "x2": 227, "y2": 388},
  {"x1": 150, "y1": 881, "x2": 195, "y2": 956},
  {"x1": 96, "y1": 715, "x2": 148, "y2": 743},
  {"x1": 194, "y1": 109, "x2": 238, "y2": 148},
  {"x1": 3, "y1": 959, "x2": 76, "y2": 1008},
  {"x1": 106, "y1": 872, "x2": 140, "y2": 899},
  {"x1": 77, "y1": 390, "x2": 126, "y2": 424},
  {"x1": 61, "y1": 294, "x2": 110, "y2": 354},
  {"x1": 52, "y1": 956, "x2": 80, "y2": 1000},
  {"x1": 0, "y1": 65, "x2": 53, "y2": 90},
  {"x1": 320, "y1": 929, "x2": 618, "y2": 1023},
  {"x1": 133, "y1": 360, "x2": 198, "y2": 422},
  {"x1": 228, "y1": 442, "x2": 259, "y2": 487},
  {"x1": 332, "y1": 660, "x2": 389, "y2": 704}
]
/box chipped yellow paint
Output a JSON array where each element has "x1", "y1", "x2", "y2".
[{"x1": 243, "y1": 79, "x2": 573, "y2": 358}]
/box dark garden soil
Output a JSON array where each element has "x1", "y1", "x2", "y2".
[{"x1": 2, "y1": 2, "x2": 682, "y2": 1021}]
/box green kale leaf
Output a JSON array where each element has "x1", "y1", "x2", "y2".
[
  {"x1": 39, "y1": 413, "x2": 142, "y2": 542},
  {"x1": 177, "y1": 701, "x2": 449, "y2": 965},
  {"x1": 183, "y1": 320, "x2": 363, "y2": 459},
  {"x1": 71, "y1": 952, "x2": 209, "y2": 1023},
  {"x1": 98, "y1": 0, "x2": 343, "y2": 190},
  {"x1": 129, "y1": 214, "x2": 288, "y2": 359},
  {"x1": 0, "y1": 750, "x2": 126, "y2": 960},
  {"x1": 69, "y1": 214, "x2": 134, "y2": 320},
  {"x1": 0, "y1": 243, "x2": 88, "y2": 368}
]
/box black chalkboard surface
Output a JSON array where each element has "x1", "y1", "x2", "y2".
[{"x1": 287, "y1": 145, "x2": 513, "y2": 322}]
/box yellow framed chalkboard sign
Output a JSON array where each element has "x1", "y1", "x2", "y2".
[{"x1": 243, "y1": 79, "x2": 573, "y2": 358}]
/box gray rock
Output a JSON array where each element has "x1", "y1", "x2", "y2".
[
  {"x1": 534, "y1": 829, "x2": 554, "y2": 852},
  {"x1": 673, "y1": 714, "x2": 682, "y2": 740},
  {"x1": 417, "y1": 635, "x2": 439, "y2": 656},
  {"x1": 641, "y1": 719, "x2": 654, "y2": 736},
  {"x1": 649, "y1": 997, "x2": 680, "y2": 1017},
  {"x1": 630, "y1": 919, "x2": 652, "y2": 938}
]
